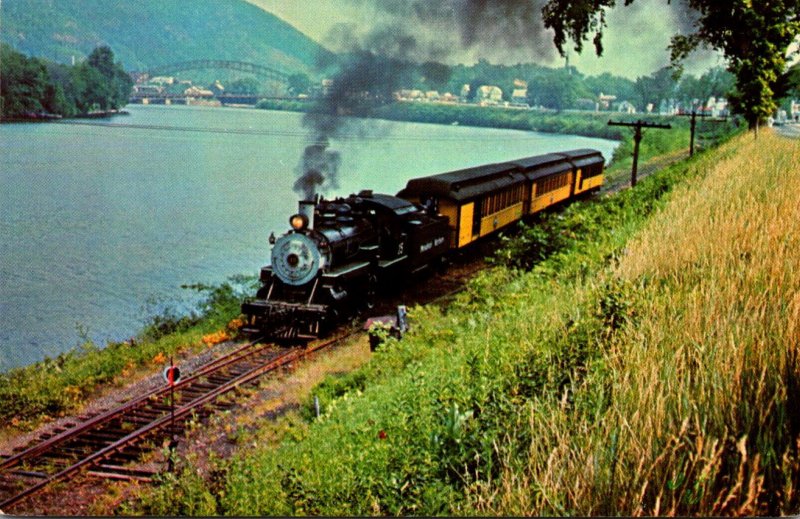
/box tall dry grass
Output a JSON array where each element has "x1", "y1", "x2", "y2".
[{"x1": 486, "y1": 131, "x2": 800, "y2": 516}]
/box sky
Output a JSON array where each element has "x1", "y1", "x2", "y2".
[{"x1": 246, "y1": 0, "x2": 725, "y2": 79}]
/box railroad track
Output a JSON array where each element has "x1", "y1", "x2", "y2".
[{"x1": 0, "y1": 333, "x2": 349, "y2": 511}]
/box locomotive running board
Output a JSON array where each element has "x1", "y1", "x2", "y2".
[
  {"x1": 378, "y1": 255, "x2": 407, "y2": 269},
  {"x1": 322, "y1": 261, "x2": 371, "y2": 280}
]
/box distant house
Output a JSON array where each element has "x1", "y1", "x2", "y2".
[
  {"x1": 133, "y1": 84, "x2": 164, "y2": 95},
  {"x1": 150, "y1": 76, "x2": 175, "y2": 86},
  {"x1": 209, "y1": 80, "x2": 225, "y2": 96},
  {"x1": 397, "y1": 89, "x2": 424, "y2": 101},
  {"x1": 511, "y1": 88, "x2": 528, "y2": 103},
  {"x1": 659, "y1": 99, "x2": 678, "y2": 115},
  {"x1": 618, "y1": 101, "x2": 636, "y2": 114},
  {"x1": 511, "y1": 79, "x2": 528, "y2": 104},
  {"x1": 321, "y1": 79, "x2": 334, "y2": 96},
  {"x1": 477, "y1": 85, "x2": 503, "y2": 105},
  {"x1": 597, "y1": 92, "x2": 617, "y2": 110},
  {"x1": 706, "y1": 96, "x2": 729, "y2": 117},
  {"x1": 184, "y1": 86, "x2": 214, "y2": 98},
  {"x1": 460, "y1": 84, "x2": 471, "y2": 101}
]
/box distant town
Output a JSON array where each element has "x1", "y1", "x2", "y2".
[{"x1": 131, "y1": 73, "x2": 755, "y2": 119}]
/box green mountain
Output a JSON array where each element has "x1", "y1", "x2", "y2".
[{"x1": 0, "y1": 0, "x2": 330, "y2": 74}]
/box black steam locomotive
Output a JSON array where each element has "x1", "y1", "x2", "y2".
[
  {"x1": 241, "y1": 191, "x2": 450, "y2": 339},
  {"x1": 242, "y1": 149, "x2": 605, "y2": 340}
]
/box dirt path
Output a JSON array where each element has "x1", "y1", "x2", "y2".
[{"x1": 604, "y1": 148, "x2": 689, "y2": 194}]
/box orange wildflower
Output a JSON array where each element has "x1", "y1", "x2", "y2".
[{"x1": 202, "y1": 330, "x2": 230, "y2": 346}]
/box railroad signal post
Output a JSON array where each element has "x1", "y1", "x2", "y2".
[
  {"x1": 163, "y1": 359, "x2": 181, "y2": 472},
  {"x1": 608, "y1": 119, "x2": 671, "y2": 187}
]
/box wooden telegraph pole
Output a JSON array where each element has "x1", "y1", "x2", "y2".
[
  {"x1": 679, "y1": 110, "x2": 708, "y2": 156},
  {"x1": 678, "y1": 110, "x2": 728, "y2": 156},
  {"x1": 608, "y1": 119, "x2": 672, "y2": 187}
]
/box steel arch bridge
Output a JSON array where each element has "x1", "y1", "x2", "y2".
[{"x1": 142, "y1": 60, "x2": 291, "y2": 84}]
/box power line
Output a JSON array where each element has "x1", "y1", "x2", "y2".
[{"x1": 52, "y1": 119, "x2": 557, "y2": 143}]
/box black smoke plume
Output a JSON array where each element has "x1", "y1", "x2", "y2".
[
  {"x1": 347, "y1": 0, "x2": 558, "y2": 63},
  {"x1": 293, "y1": 0, "x2": 701, "y2": 200},
  {"x1": 294, "y1": 139, "x2": 340, "y2": 201},
  {"x1": 293, "y1": 26, "x2": 422, "y2": 200}
]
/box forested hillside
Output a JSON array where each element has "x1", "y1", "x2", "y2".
[{"x1": 0, "y1": 0, "x2": 330, "y2": 73}]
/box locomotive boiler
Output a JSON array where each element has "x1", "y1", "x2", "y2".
[{"x1": 241, "y1": 191, "x2": 450, "y2": 339}]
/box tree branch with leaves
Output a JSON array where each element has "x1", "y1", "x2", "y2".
[{"x1": 542, "y1": 0, "x2": 800, "y2": 129}]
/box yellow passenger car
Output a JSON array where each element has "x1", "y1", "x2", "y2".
[
  {"x1": 506, "y1": 153, "x2": 575, "y2": 215},
  {"x1": 398, "y1": 163, "x2": 526, "y2": 248},
  {"x1": 398, "y1": 149, "x2": 605, "y2": 250},
  {"x1": 560, "y1": 149, "x2": 605, "y2": 195}
]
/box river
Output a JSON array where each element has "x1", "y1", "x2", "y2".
[{"x1": 0, "y1": 104, "x2": 618, "y2": 371}]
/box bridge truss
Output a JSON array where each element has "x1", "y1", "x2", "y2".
[{"x1": 142, "y1": 60, "x2": 291, "y2": 84}]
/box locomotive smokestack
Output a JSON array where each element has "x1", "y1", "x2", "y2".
[{"x1": 299, "y1": 200, "x2": 316, "y2": 230}]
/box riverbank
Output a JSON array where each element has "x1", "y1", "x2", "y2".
[
  {"x1": 255, "y1": 99, "x2": 741, "y2": 179},
  {"x1": 256, "y1": 97, "x2": 651, "y2": 140},
  {"x1": 0, "y1": 109, "x2": 130, "y2": 123}
]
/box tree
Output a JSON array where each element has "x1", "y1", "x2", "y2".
[
  {"x1": 528, "y1": 67, "x2": 589, "y2": 111},
  {"x1": 85, "y1": 46, "x2": 133, "y2": 109},
  {"x1": 227, "y1": 77, "x2": 261, "y2": 95},
  {"x1": 419, "y1": 61, "x2": 452, "y2": 92},
  {"x1": 778, "y1": 62, "x2": 800, "y2": 100},
  {"x1": 675, "y1": 67, "x2": 736, "y2": 110},
  {"x1": 585, "y1": 72, "x2": 637, "y2": 104},
  {"x1": 0, "y1": 44, "x2": 131, "y2": 118},
  {"x1": 69, "y1": 63, "x2": 108, "y2": 112},
  {"x1": 542, "y1": 0, "x2": 800, "y2": 130},
  {"x1": 0, "y1": 44, "x2": 50, "y2": 118},
  {"x1": 634, "y1": 67, "x2": 678, "y2": 112}
]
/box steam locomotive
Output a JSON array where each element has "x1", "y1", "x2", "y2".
[{"x1": 241, "y1": 149, "x2": 605, "y2": 340}]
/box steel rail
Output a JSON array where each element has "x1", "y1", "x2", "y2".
[
  {"x1": 0, "y1": 338, "x2": 265, "y2": 473},
  {"x1": 0, "y1": 332, "x2": 350, "y2": 510}
]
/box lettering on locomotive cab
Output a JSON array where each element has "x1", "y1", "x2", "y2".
[{"x1": 420, "y1": 236, "x2": 446, "y2": 253}]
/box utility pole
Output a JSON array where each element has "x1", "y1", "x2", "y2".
[
  {"x1": 677, "y1": 110, "x2": 728, "y2": 156},
  {"x1": 608, "y1": 119, "x2": 672, "y2": 187},
  {"x1": 678, "y1": 110, "x2": 709, "y2": 156}
]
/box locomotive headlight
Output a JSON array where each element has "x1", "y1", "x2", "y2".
[{"x1": 290, "y1": 214, "x2": 309, "y2": 231}]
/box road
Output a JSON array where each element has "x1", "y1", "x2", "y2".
[{"x1": 774, "y1": 122, "x2": 800, "y2": 138}]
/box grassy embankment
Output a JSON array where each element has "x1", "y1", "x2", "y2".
[
  {"x1": 134, "y1": 130, "x2": 800, "y2": 514},
  {"x1": 0, "y1": 106, "x2": 717, "y2": 434}
]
